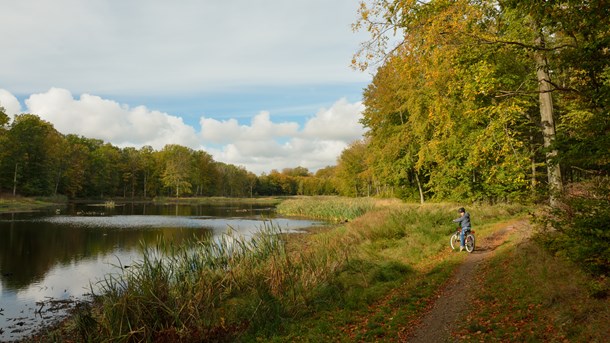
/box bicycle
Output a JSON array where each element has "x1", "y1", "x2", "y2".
[{"x1": 450, "y1": 227, "x2": 475, "y2": 253}]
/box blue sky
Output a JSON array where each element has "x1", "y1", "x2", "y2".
[{"x1": 0, "y1": 0, "x2": 374, "y2": 174}]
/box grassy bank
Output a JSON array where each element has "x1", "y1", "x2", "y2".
[
  {"x1": 36, "y1": 199, "x2": 530, "y2": 342},
  {"x1": 0, "y1": 195, "x2": 280, "y2": 213},
  {"x1": 153, "y1": 196, "x2": 283, "y2": 206},
  {"x1": 0, "y1": 196, "x2": 66, "y2": 213},
  {"x1": 455, "y1": 225, "x2": 609, "y2": 342}
]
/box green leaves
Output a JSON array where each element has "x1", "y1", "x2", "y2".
[{"x1": 353, "y1": 0, "x2": 610, "y2": 202}]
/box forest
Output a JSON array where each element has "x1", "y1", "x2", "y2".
[
  {"x1": 351, "y1": 0, "x2": 609, "y2": 204},
  {"x1": 0, "y1": 110, "x2": 343, "y2": 199},
  {"x1": 1, "y1": 1, "x2": 609, "y2": 205}
]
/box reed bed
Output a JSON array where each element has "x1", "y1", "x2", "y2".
[
  {"x1": 79, "y1": 220, "x2": 352, "y2": 342},
  {"x1": 276, "y1": 196, "x2": 377, "y2": 222}
]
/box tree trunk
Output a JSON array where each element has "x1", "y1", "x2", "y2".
[
  {"x1": 530, "y1": 135, "x2": 537, "y2": 193},
  {"x1": 143, "y1": 172, "x2": 148, "y2": 198},
  {"x1": 12, "y1": 162, "x2": 18, "y2": 196},
  {"x1": 415, "y1": 171, "x2": 424, "y2": 204},
  {"x1": 54, "y1": 168, "x2": 62, "y2": 196},
  {"x1": 535, "y1": 34, "x2": 563, "y2": 206}
]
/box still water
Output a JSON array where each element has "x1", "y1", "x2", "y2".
[{"x1": 0, "y1": 202, "x2": 321, "y2": 341}]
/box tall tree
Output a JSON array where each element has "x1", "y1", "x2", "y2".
[
  {"x1": 90, "y1": 143, "x2": 122, "y2": 198},
  {"x1": 121, "y1": 147, "x2": 142, "y2": 198},
  {"x1": 354, "y1": 0, "x2": 610, "y2": 204},
  {"x1": 4, "y1": 114, "x2": 61, "y2": 196},
  {"x1": 191, "y1": 150, "x2": 216, "y2": 196},
  {"x1": 159, "y1": 144, "x2": 193, "y2": 197},
  {"x1": 0, "y1": 107, "x2": 9, "y2": 193},
  {"x1": 61, "y1": 135, "x2": 91, "y2": 198},
  {"x1": 139, "y1": 145, "x2": 157, "y2": 198},
  {"x1": 335, "y1": 140, "x2": 370, "y2": 197}
]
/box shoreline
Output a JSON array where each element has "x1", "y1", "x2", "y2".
[{"x1": 0, "y1": 196, "x2": 284, "y2": 214}]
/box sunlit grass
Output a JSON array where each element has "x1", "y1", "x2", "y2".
[
  {"x1": 153, "y1": 196, "x2": 282, "y2": 206},
  {"x1": 262, "y1": 201, "x2": 528, "y2": 342},
  {"x1": 276, "y1": 196, "x2": 380, "y2": 222},
  {"x1": 456, "y1": 227, "x2": 609, "y2": 342},
  {"x1": 40, "y1": 198, "x2": 529, "y2": 342},
  {"x1": 0, "y1": 195, "x2": 66, "y2": 212}
]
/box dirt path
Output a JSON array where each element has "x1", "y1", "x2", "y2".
[{"x1": 406, "y1": 220, "x2": 529, "y2": 343}]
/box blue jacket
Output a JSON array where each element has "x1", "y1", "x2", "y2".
[{"x1": 453, "y1": 211, "x2": 471, "y2": 229}]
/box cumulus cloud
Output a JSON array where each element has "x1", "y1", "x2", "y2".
[
  {"x1": 2, "y1": 88, "x2": 365, "y2": 174},
  {"x1": 303, "y1": 98, "x2": 366, "y2": 140},
  {"x1": 200, "y1": 111, "x2": 299, "y2": 144},
  {"x1": 0, "y1": 89, "x2": 22, "y2": 115},
  {"x1": 203, "y1": 98, "x2": 365, "y2": 174},
  {"x1": 24, "y1": 88, "x2": 200, "y2": 149}
]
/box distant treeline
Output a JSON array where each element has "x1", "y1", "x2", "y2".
[{"x1": 0, "y1": 111, "x2": 349, "y2": 199}]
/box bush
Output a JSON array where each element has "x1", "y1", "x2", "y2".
[{"x1": 533, "y1": 178, "x2": 610, "y2": 276}]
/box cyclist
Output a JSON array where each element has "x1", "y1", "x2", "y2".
[{"x1": 452, "y1": 207, "x2": 471, "y2": 251}]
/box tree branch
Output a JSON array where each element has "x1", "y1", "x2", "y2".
[{"x1": 473, "y1": 35, "x2": 577, "y2": 51}]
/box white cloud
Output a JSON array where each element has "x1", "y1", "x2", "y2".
[
  {"x1": 24, "y1": 88, "x2": 200, "y2": 150},
  {"x1": 204, "y1": 98, "x2": 365, "y2": 174},
  {"x1": 1, "y1": 89, "x2": 365, "y2": 174},
  {"x1": 200, "y1": 111, "x2": 299, "y2": 144},
  {"x1": 303, "y1": 98, "x2": 366, "y2": 140},
  {"x1": 0, "y1": 89, "x2": 22, "y2": 115}
]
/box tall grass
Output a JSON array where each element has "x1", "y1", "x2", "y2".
[
  {"x1": 153, "y1": 196, "x2": 282, "y2": 206},
  {"x1": 264, "y1": 201, "x2": 528, "y2": 341},
  {"x1": 276, "y1": 196, "x2": 377, "y2": 222},
  {"x1": 79, "y1": 220, "x2": 353, "y2": 342},
  {"x1": 58, "y1": 199, "x2": 527, "y2": 342}
]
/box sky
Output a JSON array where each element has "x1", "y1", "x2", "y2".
[{"x1": 0, "y1": 0, "x2": 373, "y2": 175}]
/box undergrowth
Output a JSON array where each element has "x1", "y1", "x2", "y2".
[{"x1": 533, "y1": 177, "x2": 610, "y2": 276}]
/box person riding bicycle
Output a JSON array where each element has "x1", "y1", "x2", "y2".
[{"x1": 452, "y1": 207, "x2": 471, "y2": 251}]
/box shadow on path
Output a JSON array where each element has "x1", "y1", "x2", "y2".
[{"x1": 406, "y1": 220, "x2": 529, "y2": 343}]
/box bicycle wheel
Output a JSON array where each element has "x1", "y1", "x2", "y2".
[
  {"x1": 450, "y1": 233, "x2": 460, "y2": 250},
  {"x1": 465, "y1": 233, "x2": 475, "y2": 252}
]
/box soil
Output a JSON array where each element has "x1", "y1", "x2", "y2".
[{"x1": 406, "y1": 220, "x2": 530, "y2": 342}]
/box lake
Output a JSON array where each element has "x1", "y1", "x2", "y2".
[{"x1": 0, "y1": 202, "x2": 321, "y2": 342}]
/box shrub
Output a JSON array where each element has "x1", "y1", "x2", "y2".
[{"x1": 533, "y1": 178, "x2": 610, "y2": 276}]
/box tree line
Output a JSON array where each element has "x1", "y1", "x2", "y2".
[
  {"x1": 344, "y1": 0, "x2": 610, "y2": 204},
  {"x1": 0, "y1": 110, "x2": 346, "y2": 199}
]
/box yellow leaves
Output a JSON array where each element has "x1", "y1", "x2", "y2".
[
  {"x1": 557, "y1": 109, "x2": 596, "y2": 139},
  {"x1": 460, "y1": 60, "x2": 498, "y2": 100}
]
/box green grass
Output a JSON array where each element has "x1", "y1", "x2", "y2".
[
  {"x1": 153, "y1": 196, "x2": 282, "y2": 206},
  {"x1": 33, "y1": 198, "x2": 530, "y2": 342},
  {"x1": 455, "y1": 228, "x2": 609, "y2": 342},
  {"x1": 0, "y1": 195, "x2": 66, "y2": 212},
  {"x1": 246, "y1": 201, "x2": 528, "y2": 342},
  {"x1": 276, "y1": 196, "x2": 378, "y2": 222}
]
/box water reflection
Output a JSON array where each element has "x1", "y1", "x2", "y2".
[{"x1": 0, "y1": 202, "x2": 318, "y2": 342}]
